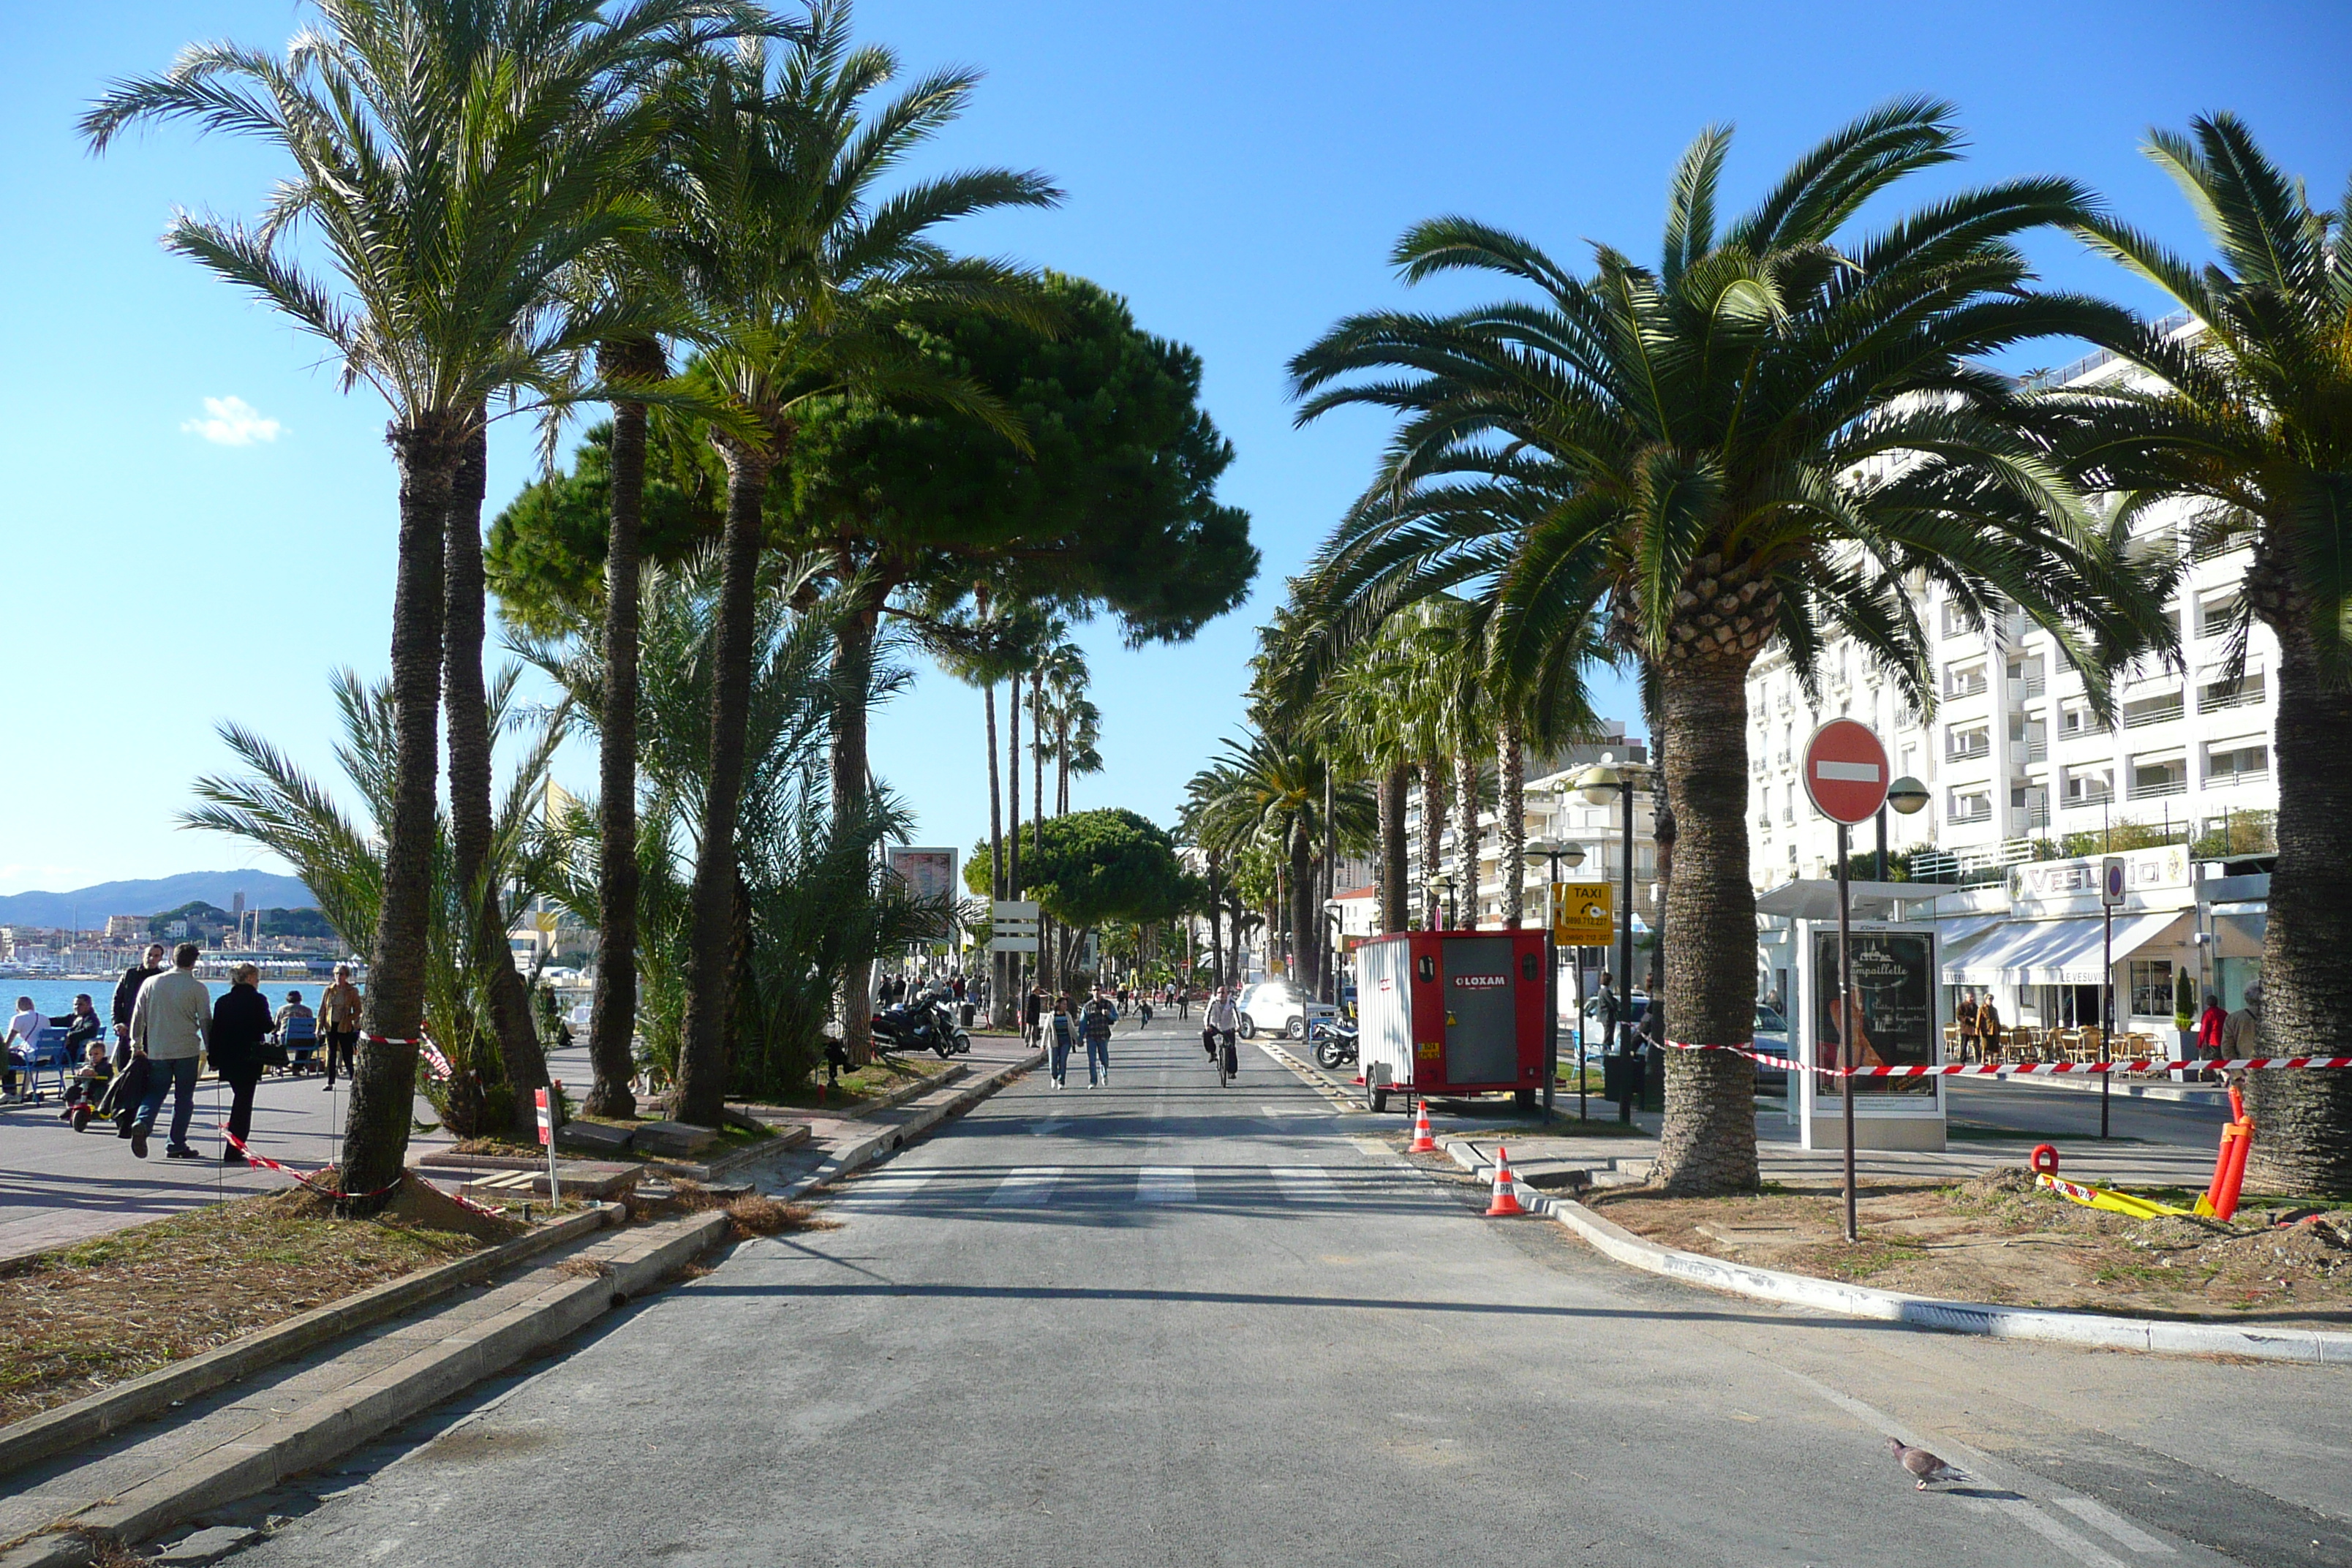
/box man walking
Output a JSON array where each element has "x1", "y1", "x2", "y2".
[
  {"x1": 127, "y1": 941, "x2": 211, "y2": 1159},
  {"x1": 317, "y1": 964, "x2": 362, "y2": 1089},
  {"x1": 112, "y1": 942, "x2": 167, "y2": 1070},
  {"x1": 1079, "y1": 987, "x2": 1118, "y2": 1088}
]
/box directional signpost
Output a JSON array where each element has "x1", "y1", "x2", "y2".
[
  {"x1": 1804, "y1": 719, "x2": 1891, "y2": 1243},
  {"x1": 990, "y1": 900, "x2": 1040, "y2": 955}
]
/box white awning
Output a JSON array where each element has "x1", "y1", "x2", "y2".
[
  {"x1": 1931, "y1": 913, "x2": 2007, "y2": 965},
  {"x1": 1942, "y1": 911, "x2": 2187, "y2": 986}
]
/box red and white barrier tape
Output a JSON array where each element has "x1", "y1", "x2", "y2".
[
  {"x1": 1661, "y1": 1039, "x2": 2352, "y2": 1079},
  {"x1": 361, "y1": 1033, "x2": 423, "y2": 1047},
  {"x1": 219, "y1": 1126, "x2": 406, "y2": 1200}
]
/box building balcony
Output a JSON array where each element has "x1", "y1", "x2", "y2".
[
  {"x1": 2129, "y1": 776, "x2": 2188, "y2": 801},
  {"x1": 2122, "y1": 695, "x2": 2185, "y2": 729}
]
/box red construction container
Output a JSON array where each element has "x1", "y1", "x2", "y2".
[{"x1": 1355, "y1": 930, "x2": 1550, "y2": 1112}]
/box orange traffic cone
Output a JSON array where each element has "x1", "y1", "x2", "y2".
[
  {"x1": 1485, "y1": 1142, "x2": 1526, "y2": 1217},
  {"x1": 1408, "y1": 1098, "x2": 1437, "y2": 1154}
]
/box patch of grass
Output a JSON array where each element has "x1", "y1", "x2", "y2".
[
  {"x1": 761, "y1": 1055, "x2": 957, "y2": 1112},
  {"x1": 0, "y1": 1191, "x2": 487, "y2": 1423}
]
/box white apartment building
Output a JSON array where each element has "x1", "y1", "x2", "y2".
[
  {"x1": 1747, "y1": 333, "x2": 2280, "y2": 1035},
  {"x1": 1749, "y1": 336, "x2": 2278, "y2": 886}
]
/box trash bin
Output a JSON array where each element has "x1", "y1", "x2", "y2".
[
  {"x1": 960, "y1": 1002, "x2": 976, "y2": 1028},
  {"x1": 1602, "y1": 1051, "x2": 1642, "y2": 1103}
]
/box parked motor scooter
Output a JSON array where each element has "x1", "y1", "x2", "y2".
[
  {"x1": 870, "y1": 992, "x2": 972, "y2": 1058},
  {"x1": 1310, "y1": 1014, "x2": 1359, "y2": 1071}
]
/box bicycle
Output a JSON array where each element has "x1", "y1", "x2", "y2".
[{"x1": 1205, "y1": 1027, "x2": 1237, "y2": 1088}]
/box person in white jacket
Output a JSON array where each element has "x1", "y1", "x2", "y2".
[
  {"x1": 128, "y1": 943, "x2": 212, "y2": 1160},
  {"x1": 1201, "y1": 986, "x2": 1240, "y2": 1073}
]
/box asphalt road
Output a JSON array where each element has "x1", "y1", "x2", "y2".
[{"x1": 221, "y1": 1015, "x2": 2350, "y2": 1568}]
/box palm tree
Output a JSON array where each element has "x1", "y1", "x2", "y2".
[
  {"x1": 1289, "y1": 99, "x2": 2170, "y2": 1194},
  {"x1": 2059, "y1": 113, "x2": 2352, "y2": 1192},
  {"x1": 667, "y1": 4, "x2": 1058, "y2": 1121},
  {"x1": 83, "y1": 0, "x2": 751, "y2": 1197},
  {"x1": 185, "y1": 668, "x2": 565, "y2": 1138}
]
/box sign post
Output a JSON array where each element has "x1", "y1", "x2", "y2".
[
  {"x1": 2100, "y1": 856, "x2": 2126, "y2": 1140},
  {"x1": 535, "y1": 1085, "x2": 560, "y2": 1207},
  {"x1": 1554, "y1": 882, "x2": 1613, "y2": 1124},
  {"x1": 1804, "y1": 720, "x2": 1891, "y2": 1244}
]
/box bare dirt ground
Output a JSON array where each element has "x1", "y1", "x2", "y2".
[
  {"x1": 1585, "y1": 1166, "x2": 2352, "y2": 1330},
  {"x1": 0, "y1": 1182, "x2": 507, "y2": 1422}
]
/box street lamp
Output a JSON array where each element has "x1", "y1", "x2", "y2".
[
  {"x1": 1578, "y1": 757, "x2": 1652, "y2": 1123},
  {"x1": 1523, "y1": 835, "x2": 1590, "y2": 1123},
  {"x1": 1879, "y1": 773, "x2": 1929, "y2": 874}
]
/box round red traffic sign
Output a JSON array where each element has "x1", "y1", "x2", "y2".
[{"x1": 1802, "y1": 719, "x2": 1890, "y2": 825}]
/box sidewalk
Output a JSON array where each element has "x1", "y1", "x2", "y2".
[{"x1": 0, "y1": 1037, "x2": 1042, "y2": 1567}]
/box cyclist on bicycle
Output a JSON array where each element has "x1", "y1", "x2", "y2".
[{"x1": 1201, "y1": 984, "x2": 1240, "y2": 1083}]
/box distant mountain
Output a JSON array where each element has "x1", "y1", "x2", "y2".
[{"x1": 0, "y1": 872, "x2": 318, "y2": 929}]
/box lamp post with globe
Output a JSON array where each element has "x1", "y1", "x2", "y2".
[{"x1": 1525, "y1": 835, "x2": 1588, "y2": 1119}]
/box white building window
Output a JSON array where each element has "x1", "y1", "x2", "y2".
[
  {"x1": 1945, "y1": 723, "x2": 1989, "y2": 762},
  {"x1": 1948, "y1": 788, "x2": 1992, "y2": 825},
  {"x1": 2059, "y1": 698, "x2": 2105, "y2": 737},
  {"x1": 2195, "y1": 589, "x2": 2245, "y2": 637},
  {"x1": 2205, "y1": 739, "x2": 2269, "y2": 785},
  {"x1": 1945, "y1": 662, "x2": 1988, "y2": 700},
  {"x1": 2198, "y1": 668, "x2": 2264, "y2": 712},
  {"x1": 2062, "y1": 764, "x2": 2113, "y2": 805},
  {"x1": 2128, "y1": 753, "x2": 2187, "y2": 800},
  {"x1": 2128, "y1": 959, "x2": 2174, "y2": 1018},
  {"x1": 2122, "y1": 687, "x2": 2185, "y2": 728}
]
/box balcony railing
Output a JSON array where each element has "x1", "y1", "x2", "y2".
[
  {"x1": 1948, "y1": 801, "x2": 1994, "y2": 825},
  {"x1": 2129, "y1": 776, "x2": 2188, "y2": 801},
  {"x1": 2018, "y1": 674, "x2": 2046, "y2": 698},
  {"x1": 1909, "y1": 837, "x2": 2035, "y2": 883},
  {"x1": 1946, "y1": 739, "x2": 1990, "y2": 762},
  {"x1": 2122, "y1": 697, "x2": 2185, "y2": 728},
  {"x1": 2016, "y1": 739, "x2": 2048, "y2": 764},
  {"x1": 2199, "y1": 679, "x2": 2264, "y2": 712}
]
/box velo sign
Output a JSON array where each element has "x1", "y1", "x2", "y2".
[{"x1": 1802, "y1": 719, "x2": 1890, "y2": 825}]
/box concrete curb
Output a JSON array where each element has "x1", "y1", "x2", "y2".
[
  {"x1": 0, "y1": 1210, "x2": 729, "y2": 1568},
  {"x1": 780, "y1": 1050, "x2": 1041, "y2": 1200},
  {"x1": 0, "y1": 1202, "x2": 619, "y2": 1481},
  {"x1": 1427, "y1": 1137, "x2": 2352, "y2": 1366}
]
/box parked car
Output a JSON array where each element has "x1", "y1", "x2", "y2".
[
  {"x1": 1237, "y1": 981, "x2": 1338, "y2": 1040},
  {"x1": 1751, "y1": 1003, "x2": 1790, "y2": 1087}
]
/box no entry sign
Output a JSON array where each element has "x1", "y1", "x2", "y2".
[{"x1": 1803, "y1": 720, "x2": 1890, "y2": 824}]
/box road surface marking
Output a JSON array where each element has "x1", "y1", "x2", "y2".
[
  {"x1": 1135, "y1": 1166, "x2": 1196, "y2": 1204},
  {"x1": 1975, "y1": 1499, "x2": 2131, "y2": 1568},
  {"x1": 1271, "y1": 1166, "x2": 1336, "y2": 1202},
  {"x1": 1260, "y1": 1104, "x2": 1325, "y2": 1117},
  {"x1": 835, "y1": 1171, "x2": 932, "y2": 1206},
  {"x1": 2051, "y1": 1497, "x2": 2175, "y2": 1555},
  {"x1": 985, "y1": 1166, "x2": 1064, "y2": 1207}
]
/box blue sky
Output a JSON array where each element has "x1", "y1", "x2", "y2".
[{"x1": 1, "y1": 0, "x2": 2345, "y2": 897}]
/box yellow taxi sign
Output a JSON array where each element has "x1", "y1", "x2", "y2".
[{"x1": 1552, "y1": 881, "x2": 1614, "y2": 946}]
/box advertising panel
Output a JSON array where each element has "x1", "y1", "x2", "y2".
[
  {"x1": 883, "y1": 846, "x2": 960, "y2": 905},
  {"x1": 1811, "y1": 928, "x2": 1937, "y2": 1098}
]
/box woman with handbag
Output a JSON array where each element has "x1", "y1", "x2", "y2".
[{"x1": 210, "y1": 963, "x2": 276, "y2": 1164}]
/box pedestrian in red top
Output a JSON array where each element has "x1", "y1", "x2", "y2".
[{"x1": 2196, "y1": 992, "x2": 2228, "y2": 1082}]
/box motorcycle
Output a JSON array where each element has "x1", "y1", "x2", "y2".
[
  {"x1": 870, "y1": 992, "x2": 972, "y2": 1059},
  {"x1": 1310, "y1": 1014, "x2": 1359, "y2": 1071}
]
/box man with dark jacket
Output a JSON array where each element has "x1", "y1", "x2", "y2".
[
  {"x1": 1079, "y1": 989, "x2": 1119, "y2": 1088},
  {"x1": 210, "y1": 964, "x2": 275, "y2": 1163},
  {"x1": 112, "y1": 943, "x2": 167, "y2": 1069}
]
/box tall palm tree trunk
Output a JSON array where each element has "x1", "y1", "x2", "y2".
[
  {"x1": 678, "y1": 436, "x2": 772, "y2": 1126},
  {"x1": 1006, "y1": 664, "x2": 1022, "y2": 1006},
  {"x1": 1453, "y1": 748, "x2": 1480, "y2": 928},
  {"x1": 1496, "y1": 715, "x2": 1526, "y2": 928},
  {"x1": 984, "y1": 679, "x2": 1004, "y2": 1022},
  {"x1": 1651, "y1": 665, "x2": 1760, "y2": 1195},
  {"x1": 1379, "y1": 762, "x2": 1411, "y2": 932},
  {"x1": 585, "y1": 344, "x2": 658, "y2": 1121},
  {"x1": 442, "y1": 418, "x2": 549, "y2": 1140},
  {"x1": 834, "y1": 599, "x2": 878, "y2": 1065},
  {"x1": 2245, "y1": 611, "x2": 2352, "y2": 1193},
  {"x1": 343, "y1": 417, "x2": 461, "y2": 1201},
  {"x1": 1207, "y1": 851, "x2": 1224, "y2": 990},
  {"x1": 1419, "y1": 757, "x2": 1447, "y2": 929},
  {"x1": 1289, "y1": 821, "x2": 1316, "y2": 994}
]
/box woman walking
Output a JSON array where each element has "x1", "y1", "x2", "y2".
[
  {"x1": 1047, "y1": 995, "x2": 1075, "y2": 1088},
  {"x1": 210, "y1": 962, "x2": 274, "y2": 1163}
]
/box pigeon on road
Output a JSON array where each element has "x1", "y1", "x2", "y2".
[{"x1": 1887, "y1": 1436, "x2": 1970, "y2": 1489}]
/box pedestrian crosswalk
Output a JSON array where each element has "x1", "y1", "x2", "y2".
[{"x1": 837, "y1": 1162, "x2": 1385, "y2": 1210}]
